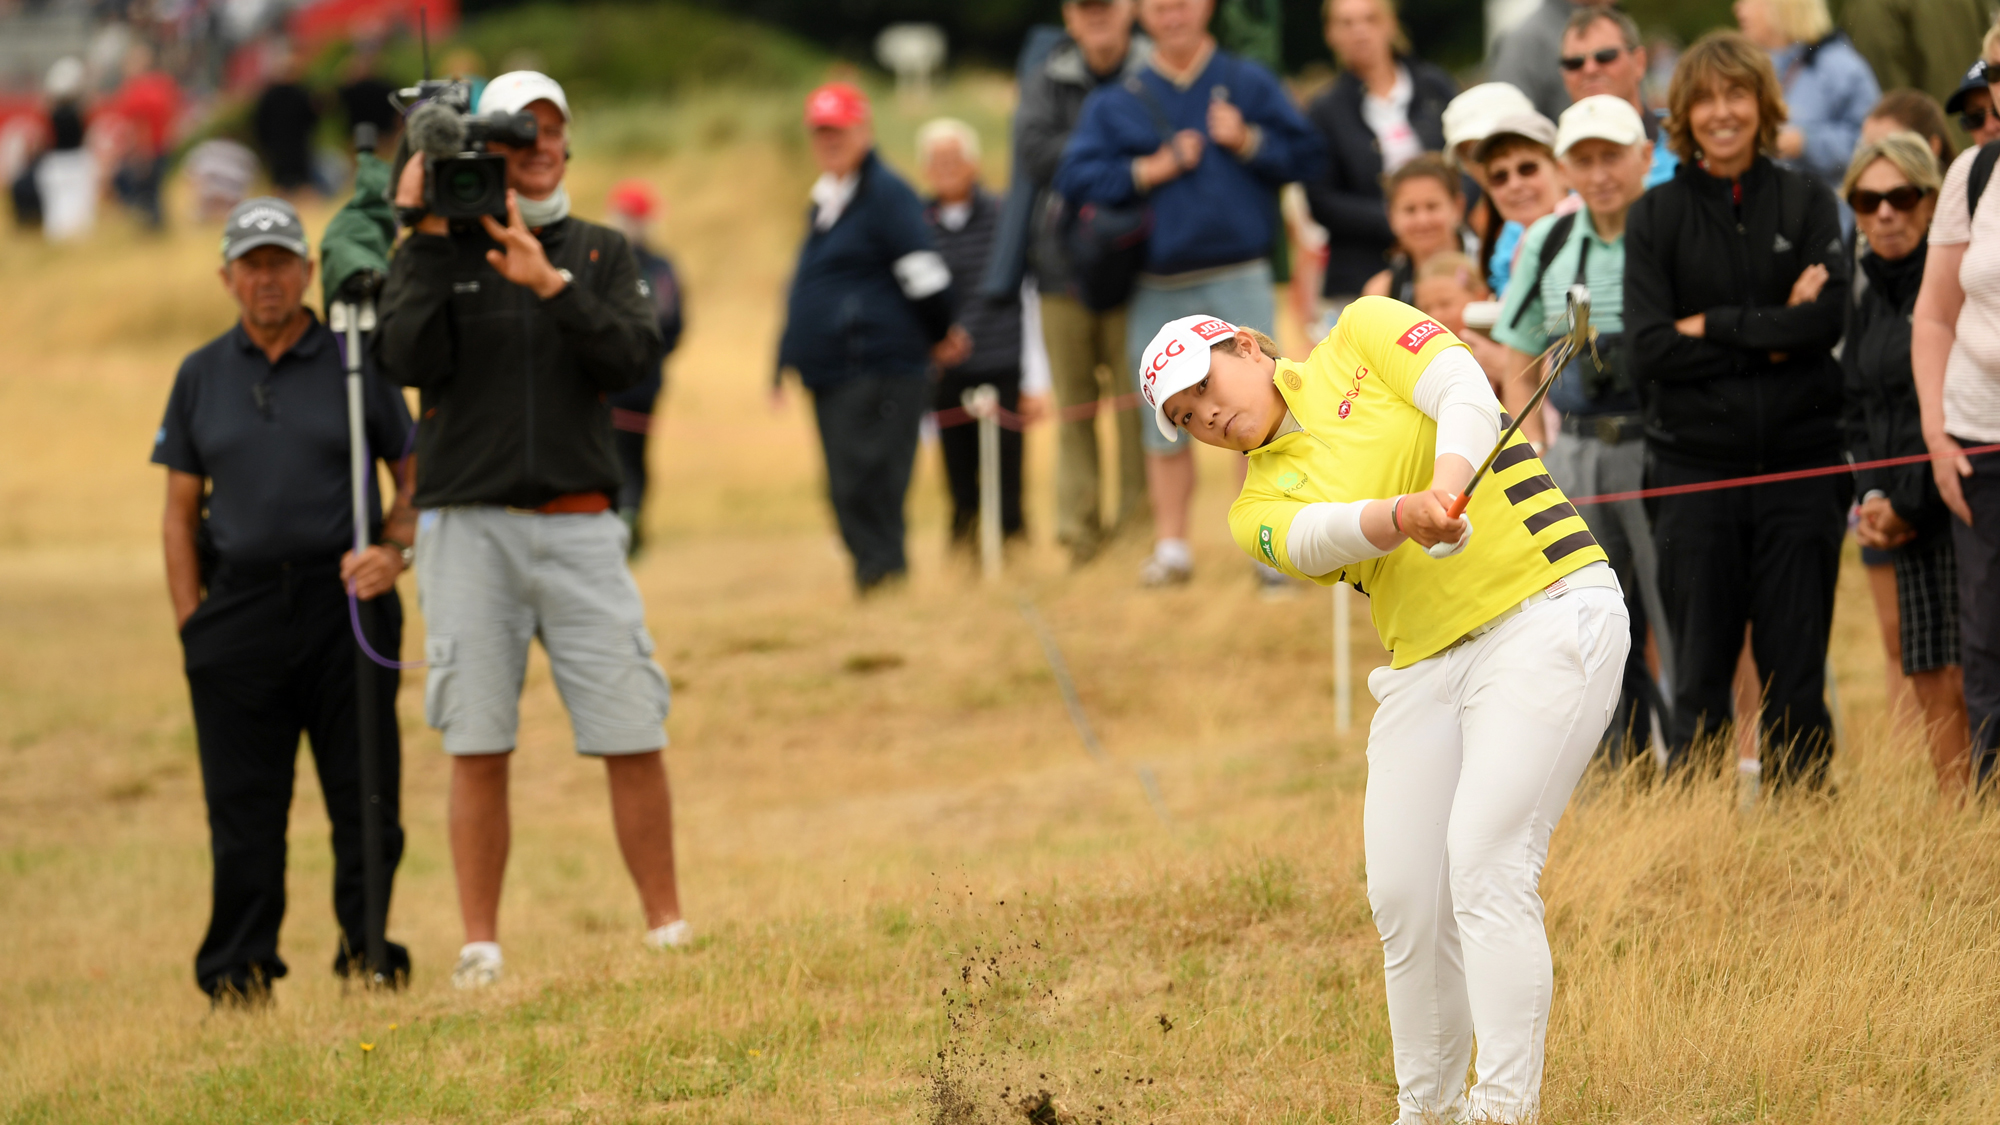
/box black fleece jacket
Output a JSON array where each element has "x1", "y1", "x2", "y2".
[
  {"x1": 373, "y1": 216, "x2": 660, "y2": 509},
  {"x1": 1624, "y1": 156, "x2": 1849, "y2": 470},
  {"x1": 1843, "y1": 245, "x2": 1948, "y2": 540}
]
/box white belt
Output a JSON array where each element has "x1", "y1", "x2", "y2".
[{"x1": 1450, "y1": 562, "x2": 1620, "y2": 650}]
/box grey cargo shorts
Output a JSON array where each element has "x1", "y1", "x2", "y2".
[{"x1": 415, "y1": 506, "x2": 671, "y2": 755}]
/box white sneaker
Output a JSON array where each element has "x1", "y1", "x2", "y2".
[
  {"x1": 644, "y1": 919, "x2": 693, "y2": 950},
  {"x1": 451, "y1": 941, "x2": 503, "y2": 989},
  {"x1": 1139, "y1": 550, "x2": 1193, "y2": 587}
]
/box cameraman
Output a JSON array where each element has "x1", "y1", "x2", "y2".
[{"x1": 373, "y1": 72, "x2": 685, "y2": 989}]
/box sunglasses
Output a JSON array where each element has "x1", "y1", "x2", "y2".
[
  {"x1": 1485, "y1": 159, "x2": 1545, "y2": 188},
  {"x1": 1962, "y1": 107, "x2": 1991, "y2": 131},
  {"x1": 1849, "y1": 185, "x2": 1931, "y2": 213},
  {"x1": 1560, "y1": 46, "x2": 1626, "y2": 71}
]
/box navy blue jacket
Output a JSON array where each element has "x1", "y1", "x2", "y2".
[
  {"x1": 1054, "y1": 48, "x2": 1325, "y2": 276},
  {"x1": 778, "y1": 151, "x2": 953, "y2": 388}
]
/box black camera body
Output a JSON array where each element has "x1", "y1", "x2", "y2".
[{"x1": 394, "y1": 79, "x2": 538, "y2": 222}]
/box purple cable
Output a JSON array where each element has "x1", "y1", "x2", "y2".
[{"x1": 339, "y1": 327, "x2": 425, "y2": 670}]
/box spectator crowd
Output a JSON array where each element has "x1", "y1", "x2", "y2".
[{"x1": 771, "y1": 0, "x2": 2000, "y2": 803}]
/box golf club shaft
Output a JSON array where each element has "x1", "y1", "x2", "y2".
[{"x1": 1444, "y1": 287, "x2": 1591, "y2": 521}]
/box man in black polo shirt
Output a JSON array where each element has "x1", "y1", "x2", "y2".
[{"x1": 153, "y1": 196, "x2": 417, "y2": 1003}]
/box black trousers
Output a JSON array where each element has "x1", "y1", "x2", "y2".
[
  {"x1": 1954, "y1": 444, "x2": 2000, "y2": 784},
  {"x1": 1651, "y1": 456, "x2": 1850, "y2": 789},
  {"x1": 811, "y1": 374, "x2": 928, "y2": 589},
  {"x1": 181, "y1": 559, "x2": 404, "y2": 996},
  {"x1": 932, "y1": 366, "x2": 1024, "y2": 544}
]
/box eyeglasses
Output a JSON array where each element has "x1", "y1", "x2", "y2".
[
  {"x1": 1849, "y1": 185, "x2": 1932, "y2": 213},
  {"x1": 1560, "y1": 46, "x2": 1626, "y2": 71},
  {"x1": 1962, "y1": 107, "x2": 1991, "y2": 131},
  {"x1": 1485, "y1": 159, "x2": 1545, "y2": 188}
]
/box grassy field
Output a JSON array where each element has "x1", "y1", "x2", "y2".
[{"x1": 3, "y1": 77, "x2": 1999, "y2": 1123}]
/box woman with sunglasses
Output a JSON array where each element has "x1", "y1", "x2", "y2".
[
  {"x1": 1626, "y1": 32, "x2": 1851, "y2": 791},
  {"x1": 1469, "y1": 110, "x2": 1572, "y2": 296},
  {"x1": 1841, "y1": 131, "x2": 1970, "y2": 802},
  {"x1": 1139, "y1": 299, "x2": 1625, "y2": 1123}
]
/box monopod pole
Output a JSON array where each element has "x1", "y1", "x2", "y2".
[{"x1": 334, "y1": 298, "x2": 390, "y2": 984}]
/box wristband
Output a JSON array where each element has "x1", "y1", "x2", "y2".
[{"x1": 1391, "y1": 495, "x2": 1406, "y2": 536}]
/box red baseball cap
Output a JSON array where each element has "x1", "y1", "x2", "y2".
[
  {"x1": 804, "y1": 82, "x2": 871, "y2": 128},
  {"x1": 608, "y1": 179, "x2": 658, "y2": 220}
]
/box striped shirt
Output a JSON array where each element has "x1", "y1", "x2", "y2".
[{"x1": 1928, "y1": 147, "x2": 2000, "y2": 443}]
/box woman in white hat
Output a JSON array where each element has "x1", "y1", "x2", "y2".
[{"x1": 1142, "y1": 296, "x2": 1627, "y2": 1124}]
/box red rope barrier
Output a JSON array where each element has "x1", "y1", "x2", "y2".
[{"x1": 1569, "y1": 443, "x2": 2000, "y2": 506}]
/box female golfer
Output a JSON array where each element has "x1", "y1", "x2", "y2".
[{"x1": 1142, "y1": 296, "x2": 1627, "y2": 1123}]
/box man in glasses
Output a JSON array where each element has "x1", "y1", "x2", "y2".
[
  {"x1": 1486, "y1": 0, "x2": 1615, "y2": 120},
  {"x1": 1945, "y1": 60, "x2": 2000, "y2": 149},
  {"x1": 1558, "y1": 7, "x2": 1676, "y2": 189}
]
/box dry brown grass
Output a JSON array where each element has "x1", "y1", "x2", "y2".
[{"x1": 1, "y1": 78, "x2": 1997, "y2": 1123}]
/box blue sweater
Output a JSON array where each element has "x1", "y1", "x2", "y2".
[
  {"x1": 1055, "y1": 48, "x2": 1325, "y2": 276},
  {"x1": 779, "y1": 151, "x2": 953, "y2": 388},
  {"x1": 1770, "y1": 34, "x2": 1880, "y2": 188}
]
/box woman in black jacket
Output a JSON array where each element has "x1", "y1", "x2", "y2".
[
  {"x1": 1624, "y1": 31, "x2": 1850, "y2": 790},
  {"x1": 1841, "y1": 131, "x2": 1969, "y2": 799},
  {"x1": 1304, "y1": 0, "x2": 1454, "y2": 314}
]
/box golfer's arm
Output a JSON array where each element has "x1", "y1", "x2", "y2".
[
  {"x1": 162, "y1": 470, "x2": 203, "y2": 628},
  {"x1": 1412, "y1": 346, "x2": 1501, "y2": 488}
]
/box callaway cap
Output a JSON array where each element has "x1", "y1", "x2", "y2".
[
  {"x1": 805, "y1": 82, "x2": 871, "y2": 128},
  {"x1": 1138, "y1": 314, "x2": 1243, "y2": 441},
  {"x1": 1946, "y1": 59, "x2": 1990, "y2": 114},
  {"x1": 220, "y1": 196, "x2": 309, "y2": 262},
  {"x1": 1471, "y1": 109, "x2": 1559, "y2": 163},
  {"x1": 1554, "y1": 95, "x2": 1646, "y2": 156},
  {"x1": 1442, "y1": 82, "x2": 1537, "y2": 164},
  {"x1": 479, "y1": 70, "x2": 571, "y2": 121}
]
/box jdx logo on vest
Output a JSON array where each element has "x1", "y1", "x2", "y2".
[{"x1": 1398, "y1": 319, "x2": 1445, "y2": 355}]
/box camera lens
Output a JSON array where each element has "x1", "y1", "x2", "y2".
[{"x1": 447, "y1": 166, "x2": 486, "y2": 206}]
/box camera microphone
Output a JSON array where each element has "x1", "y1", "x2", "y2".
[{"x1": 407, "y1": 100, "x2": 467, "y2": 161}]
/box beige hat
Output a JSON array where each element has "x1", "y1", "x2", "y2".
[
  {"x1": 1441, "y1": 82, "x2": 1537, "y2": 164},
  {"x1": 1471, "y1": 111, "x2": 1559, "y2": 163},
  {"x1": 1555, "y1": 95, "x2": 1646, "y2": 157}
]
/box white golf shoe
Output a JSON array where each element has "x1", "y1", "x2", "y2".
[{"x1": 451, "y1": 941, "x2": 503, "y2": 989}]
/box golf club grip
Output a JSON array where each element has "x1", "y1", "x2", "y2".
[{"x1": 1445, "y1": 490, "x2": 1470, "y2": 520}]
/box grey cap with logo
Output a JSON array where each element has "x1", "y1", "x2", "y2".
[{"x1": 221, "y1": 196, "x2": 310, "y2": 262}]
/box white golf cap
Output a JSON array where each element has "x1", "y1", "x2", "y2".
[
  {"x1": 1555, "y1": 94, "x2": 1646, "y2": 156},
  {"x1": 478, "y1": 70, "x2": 571, "y2": 121},
  {"x1": 1138, "y1": 314, "x2": 1241, "y2": 441},
  {"x1": 1471, "y1": 110, "x2": 1558, "y2": 163},
  {"x1": 1441, "y1": 82, "x2": 1537, "y2": 164}
]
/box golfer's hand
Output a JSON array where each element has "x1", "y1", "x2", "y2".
[
  {"x1": 341, "y1": 544, "x2": 405, "y2": 601},
  {"x1": 1787, "y1": 263, "x2": 1829, "y2": 307},
  {"x1": 394, "y1": 156, "x2": 449, "y2": 236},
  {"x1": 1929, "y1": 432, "x2": 1976, "y2": 524},
  {"x1": 1856, "y1": 495, "x2": 1915, "y2": 550},
  {"x1": 1399, "y1": 488, "x2": 1469, "y2": 550},
  {"x1": 480, "y1": 191, "x2": 568, "y2": 298},
  {"x1": 1208, "y1": 100, "x2": 1250, "y2": 153}
]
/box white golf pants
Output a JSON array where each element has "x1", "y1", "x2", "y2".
[{"x1": 1363, "y1": 574, "x2": 1629, "y2": 1123}]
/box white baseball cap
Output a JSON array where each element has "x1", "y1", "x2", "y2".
[
  {"x1": 1138, "y1": 315, "x2": 1242, "y2": 441},
  {"x1": 1555, "y1": 94, "x2": 1646, "y2": 157},
  {"x1": 1441, "y1": 82, "x2": 1537, "y2": 164},
  {"x1": 478, "y1": 70, "x2": 571, "y2": 121}
]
